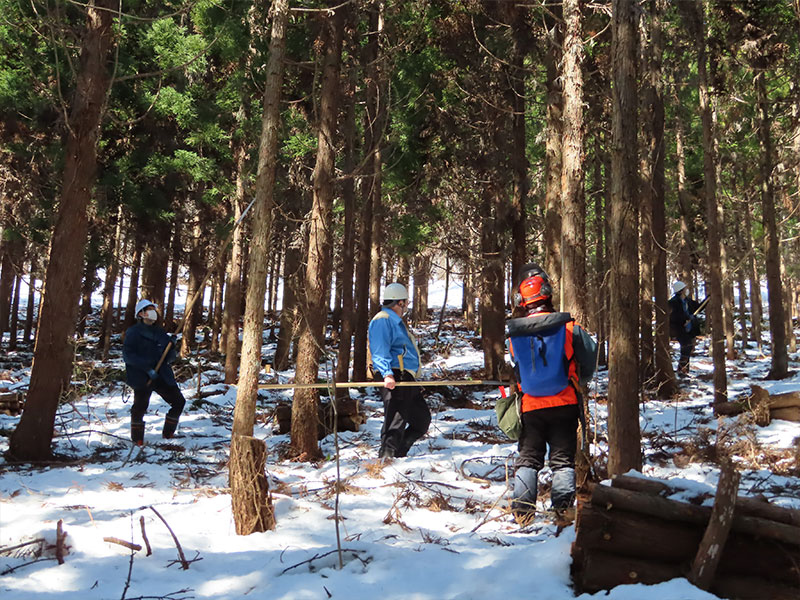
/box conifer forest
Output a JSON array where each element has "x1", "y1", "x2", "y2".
[{"x1": 1, "y1": 2, "x2": 800, "y2": 596}]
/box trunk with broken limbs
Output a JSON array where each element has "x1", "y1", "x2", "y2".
[{"x1": 9, "y1": 1, "x2": 118, "y2": 461}]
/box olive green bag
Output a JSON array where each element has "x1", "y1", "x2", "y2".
[{"x1": 495, "y1": 391, "x2": 522, "y2": 440}]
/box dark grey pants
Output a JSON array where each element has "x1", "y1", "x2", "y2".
[
  {"x1": 130, "y1": 381, "x2": 186, "y2": 443},
  {"x1": 378, "y1": 371, "x2": 431, "y2": 458}
]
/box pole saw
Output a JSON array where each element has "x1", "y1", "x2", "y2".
[
  {"x1": 146, "y1": 197, "x2": 257, "y2": 386},
  {"x1": 257, "y1": 379, "x2": 505, "y2": 390}
]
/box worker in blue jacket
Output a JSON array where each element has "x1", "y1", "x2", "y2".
[
  {"x1": 123, "y1": 299, "x2": 185, "y2": 445},
  {"x1": 368, "y1": 283, "x2": 431, "y2": 459}
]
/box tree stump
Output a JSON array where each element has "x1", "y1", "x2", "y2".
[{"x1": 230, "y1": 435, "x2": 275, "y2": 535}]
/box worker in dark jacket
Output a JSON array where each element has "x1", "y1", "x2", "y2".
[
  {"x1": 123, "y1": 299, "x2": 185, "y2": 445},
  {"x1": 668, "y1": 282, "x2": 701, "y2": 375},
  {"x1": 507, "y1": 263, "x2": 598, "y2": 524}
]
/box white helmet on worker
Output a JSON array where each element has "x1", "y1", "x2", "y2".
[
  {"x1": 135, "y1": 299, "x2": 157, "y2": 315},
  {"x1": 672, "y1": 281, "x2": 687, "y2": 295},
  {"x1": 383, "y1": 282, "x2": 409, "y2": 301}
]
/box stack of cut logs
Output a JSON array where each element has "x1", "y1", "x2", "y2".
[
  {"x1": 571, "y1": 467, "x2": 800, "y2": 599},
  {"x1": 275, "y1": 398, "x2": 365, "y2": 439},
  {"x1": 715, "y1": 384, "x2": 800, "y2": 425}
]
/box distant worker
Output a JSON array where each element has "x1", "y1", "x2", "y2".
[
  {"x1": 668, "y1": 281, "x2": 701, "y2": 375},
  {"x1": 506, "y1": 263, "x2": 598, "y2": 524},
  {"x1": 123, "y1": 299, "x2": 186, "y2": 446},
  {"x1": 368, "y1": 283, "x2": 431, "y2": 459}
]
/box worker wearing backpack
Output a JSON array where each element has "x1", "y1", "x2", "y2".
[{"x1": 506, "y1": 263, "x2": 598, "y2": 524}]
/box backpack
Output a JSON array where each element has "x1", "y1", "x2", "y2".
[{"x1": 508, "y1": 312, "x2": 574, "y2": 397}]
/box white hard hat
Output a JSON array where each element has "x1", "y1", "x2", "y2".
[
  {"x1": 383, "y1": 282, "x2": 409, "y2": 301},
  {"x1": 135, "y1": 299, "x2": 157, "y2": 315},
  {"x1": 672, "y1": 281, "x2": 687, "y2": 294}
]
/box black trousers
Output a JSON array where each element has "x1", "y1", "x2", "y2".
[
  {"x1": 378, "y1": 370, "x2": 431, "y2": 458},
  {"x1": 676, "y1": 333, "x2": 696, "y2": 372},
  {"x1": 515, "y1": 404, "x2": 579, "y2": 471},
  {"x1": 130, "y1": 380, "x2": 186, "y2": 443}
]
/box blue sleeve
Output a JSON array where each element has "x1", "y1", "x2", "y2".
[{"x1": 369, "y1": 318, "x2": 394, "y2": 377}]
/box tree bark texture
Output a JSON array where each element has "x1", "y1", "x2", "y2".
[
  {"x1": 743, "y1": 199, "x2": 763, "y2": 347},
  {"x1": 607, "y1": 0, "x2": 642, "y2": 476},
  {"x1": 100, "y1": 206, "x2": 124, "y2": 360},
  {"x1": 291, "y1": 4, "x2": 344, "y2": 460},
  {"x1": 648, "y1": 0, "x2": 675, "y2": 399},
  {"x1": 543, "y1": 13, "x2": 563, "y2": 295},
  {"x1": 140, "y1": 219, "x2": 170, "y2": 311},
  {"x1": 756, "y1": 72, "x2": 788, "y2": 379},
  {"x1": 229, "y1": 435, "x2": 275, "y2": 534},
  {"x1": 560, "y1": 0, "x2": 587, "y2": 324},
  {"x1": 509, "y1": 11, "x2": 528, "y2": 276},
  {"x1": 223, "y1": 183, "x2": 245, "y2": 383},
  {"x1": 232, "y1": 0, "x2": 289, "y2": 440},
  {"x1": 480, "y1": 183, "x2": 506, "y2": 381},
  {"x1": 695, "y1": 0, "x2": 728, "y2": 404},
  {"x1": 9, "y1": 0, "x2": 118, "y2": 461}
]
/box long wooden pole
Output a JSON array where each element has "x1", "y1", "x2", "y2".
[{"x1": 257, "y1": 379, "x2": 505, "y2": 390}]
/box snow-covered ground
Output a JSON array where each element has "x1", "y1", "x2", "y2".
[{"x1": 1, "y1": 279, "x2": 799, "y2": 600}]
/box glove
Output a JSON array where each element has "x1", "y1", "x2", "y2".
[
  {"x1": 168, "y1": 334, "x2": 178, "y2": 346},
  {"x1": 684, "y1": 320, "x2": 692, "y2": 333},
  {"x1": 147, "y1": 368, "x2": 159, "y2": 381}
]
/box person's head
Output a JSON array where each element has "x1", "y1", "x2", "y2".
[
  {"x1": 672, "y1": 281, "x2": 688, "y2": 298},
  {"x1": 135, "y1": 299, "x2": 158, "y2": 325},
  {"x1": 382, "y1": 282, "x2": 409, "y2": 316},
  {"x1": 515, "y1": 263, "x2": 553, "y2": 310}
]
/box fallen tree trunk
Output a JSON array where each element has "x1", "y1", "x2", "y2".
[{"x1": 611, "y1": 474, "x2": 800, "y2": 527}]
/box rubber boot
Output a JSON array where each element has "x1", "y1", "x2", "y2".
[
  {"x1": 551, "y1": 467, "x2": 576, "y2": 510},
  {"x1": 162, "y1": 416, "x2": 179, "y2": 439},
  {"x1": 511, "y1": 467, "x2": 538, "y2": 522}
]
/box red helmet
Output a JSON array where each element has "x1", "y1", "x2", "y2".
[{"x1": 516, "y1": 263, "x2": 552, "y2": 306}]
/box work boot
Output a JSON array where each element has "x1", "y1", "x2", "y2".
[
  {"x1": 511, "y1": 467, "x2": 538, "y2": 521},
  {"x1": 162, "y1": 416, "x2": 180, "y2": 439},
  {"x1": 131, "y1": 422, "x2": 145, "y2": 445},
  {"x1": 551, "y1": 467, "x2": 576, "y2": 510}
]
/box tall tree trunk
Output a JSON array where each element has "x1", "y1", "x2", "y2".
[
  {"x1": 123, "y1": 235, "x2": 142, "y2": 329},
  {"x1": 181, "y1": 217, "x2": 205, "y2": 356},
  {"x1": 0, "y1": 240, "x2": 14, "y2": 341},
  {"x1": 291, "y1": 4, "x2": 344, "y2": 460},
  {"x1": 8, "y1": 272, "x2": 20, "y2": 350},
  {"x1": 412, "y1": 254, "x2": 430, "y2": 324},
  {"x1": 9, "y1": 0, "x2": 118, "y2": 461},
  {"x1": 638, "y1": 10, "x2": 655, "y2": 388},
  {"x1": 561, "y1": 0, "x2": 587, "y2": 324},
  {"x1": 232, "y1": 0, "x2": 289, "y2": 439},
  {"x1": 592, "y1": 132, "x2": 607, "y2": 365},
  {"x1": 743, "y1": 198, "x2": 763, "y2": 347},
  {"x1": 140, "y1": 219, "x2": 170, "y2": 311},
  {"x1": 755, "y1": 72, "x2": 788, "y2": 379},
  {"x1": 100, "y1": 205, "x2": 123, "y2": 360},
  {"x1": 165, "y1": 222, "x2": 181, "y2": 328},
  {"x1": 335, "y1": 23, "x2": 358, "y2": 395},
  {"x1": 274, "y1": 211, "x2": 303, "y2": 372},
  {"x1": 648, "y1": 0, "x2": 676, "y2": 399},
  {"x1": 211, "y1": 258, "x2": 225, "y2": 352},
  {"x1": 608, "y1": 0, "x2": 642, "y2": 476},
  {"x1": 695, "y1": 0, "x2": 728, "y2": 404},
  {"x1": 23, "y1": 257, "x2": 37, "y2": 344},
  {"x1": 510, "y1": 11, "x2": 528, "y2": 276},
  {"x1": 352, "y1": 3, "x2": 382, "y2": 382},
  {"x1": 543, "y1": 11, "x2": 563, "y2": 293},
  {"x1": 480, "y1": 183, "x2": 506, "y2": 380},
  {"x1": 734, "y1": 215, "x2": 749, "y2": 353},
  {"x1": 673, "y1": 95, "x2": 693, "y2": 287},
  {"x1": 223, "y1": 185, "x2": 245, "y2": 383},
  {"x1": 77, "y1": 247, "x2": 99, "y2": 339},
  {"x1": 463, "y1": 260, "x2": 476, "y2": 332}
]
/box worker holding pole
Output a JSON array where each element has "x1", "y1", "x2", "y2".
[{"x1": 368, "y1": 283, "x2": 431, "y2": 459}]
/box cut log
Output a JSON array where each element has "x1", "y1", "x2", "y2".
[
  {"x1": 711, "y1": 576, "x2": 800, "y2": 600},
  {"x1": 689, "y1": 460, "x2": 739, "y2": 589},
  {"x1": 275, "y1": 399, "x2": 364, "y2": 438},
  {"x1": 592, "y1": 483, "x2": 800, "y2": 546},
  {"x1": 575, "y1": 551, "x2": 683, "y2": 594},
  {"x1": 771, "y1": 407, "x2": 800, "y2": 422},
  {"x1": 751, "y1": 385, "x2": 800, "y2": 409},
  {"x1": 611, "y1": 474, "x2": 800, "y2": 527}
]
